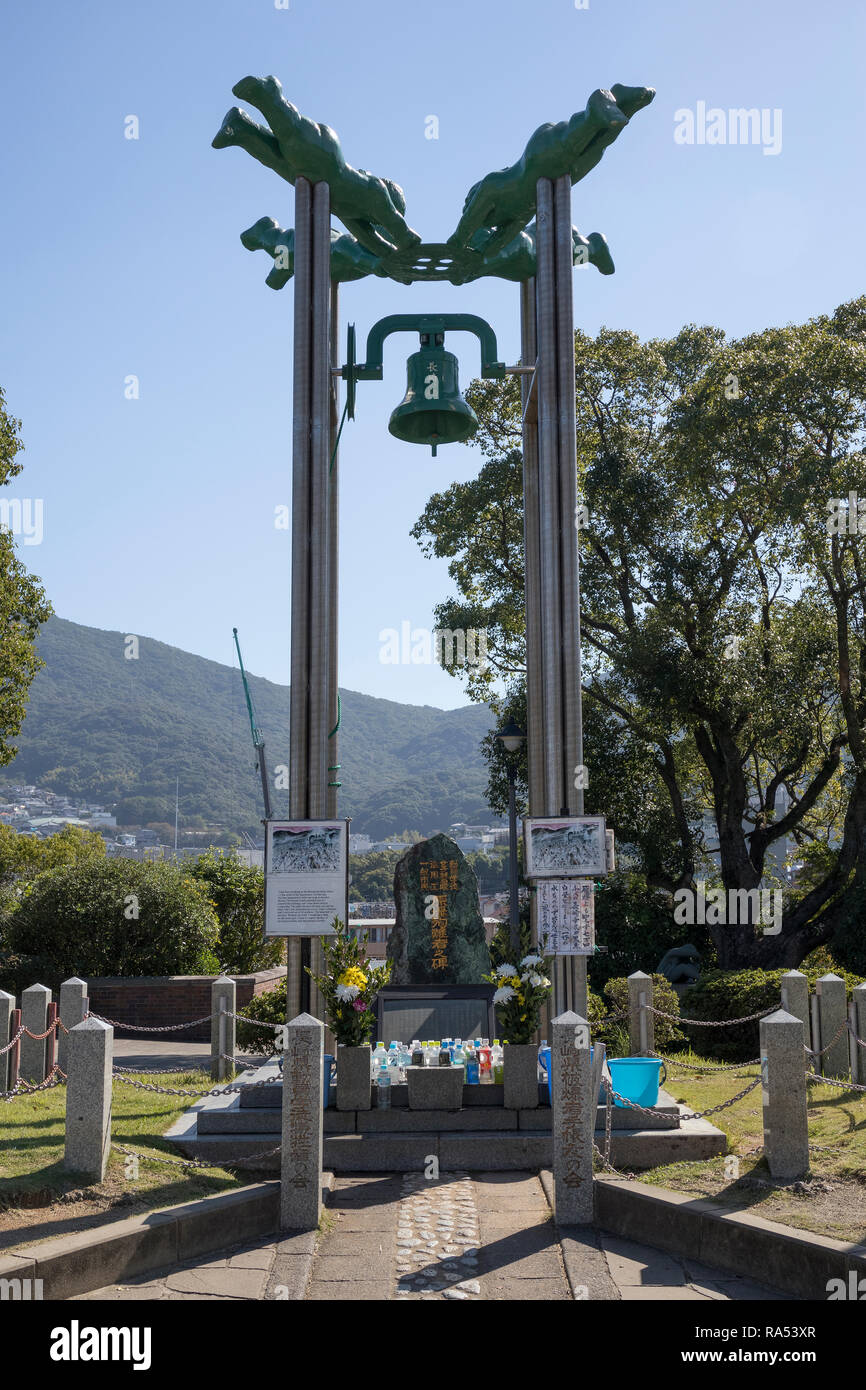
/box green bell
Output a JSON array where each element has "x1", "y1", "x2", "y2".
[{"x1": 388, "y1": 344, "x2": 478, "y2": 455}]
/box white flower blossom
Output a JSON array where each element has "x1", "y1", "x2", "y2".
[
  {"x1": 493, "y1": 985, "x2": 516, "y2": 1004},
  {"x1": 335, "y1": 983, "x2": 360, "y2": 1002},
  {"x1": 524, "y1": 972, "x2": 545, "y2": 987},
  {"x1": 520, "y1": 954, "x2": 543, "y2": 967},
  {"x1": 495, "y1": 963, "x2": 518, "y2": 978}
]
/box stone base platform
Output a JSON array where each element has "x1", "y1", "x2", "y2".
[{"x1": 165, "y1": 1063, "x2": 727, "y2": 1173}]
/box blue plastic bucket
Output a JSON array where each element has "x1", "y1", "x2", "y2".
[
  {"x1": 608, "y1": 1057, "x2": 666, "y2": 1109},
  {"x1": 539, "y1": 1045, "x2": 606, "y2": 1105}
]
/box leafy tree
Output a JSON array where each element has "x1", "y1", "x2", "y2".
[
  {"x1": 186, "y1": 848, "x2": 281, "y2": 972},
  {"x1": 5, "y1": 858, "x2": 220, "y2": 987},
  {"x1": 348, "y1": 851, "x2": 401, "y2": 901},
  {"x1": 0, "y1": 386, "x2": 52, "y2": 767},
  {"x1": 412, "y1": 299, "x2": 866, "y2": 970}
]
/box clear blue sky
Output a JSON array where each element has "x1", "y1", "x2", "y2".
[{"x1": 2, "y1": 0, "x2": 863, "y2": 709}]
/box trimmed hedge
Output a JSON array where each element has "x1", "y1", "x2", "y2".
[{"x1": 680, "y1": 958, "x2": 864, "y2": 1060}]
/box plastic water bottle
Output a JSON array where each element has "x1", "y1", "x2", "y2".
[
  {"x1": 466, "y1": 1046, "x2": 480, "y2": 1085},
  {"x1": 411, "y1": 1041, "x2": 424, "y2": 1068},
  {"x1": 479, "y1": 1042, "x2": 492, "y2": 1082},
  {"x1": 453, "y1": 1041, "x2": 466, "y2": 1078},
  {"x1": 438, "y1": 1041, "x2": 451, "y2": 1067},
  {"x1": 372, "y1": 1041, "x2": 387, "y2": 1078},
  {"x1": 377, "y1": 1061, "x2": 392, "y2": 1108},
  {"x1": 538, "y1": 1039, "x2": 549, "y2": 1082},
  {"x1": 492, "y1": 1039, "x2": 504, "y2": 1085}
]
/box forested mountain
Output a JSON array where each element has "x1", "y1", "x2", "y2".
[{"x1": 4, "y1": 617, "x2": 494, "y2": 838}]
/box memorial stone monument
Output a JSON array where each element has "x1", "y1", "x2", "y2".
[{"x1": 388, "y1": 834, "x2": 490, "y2": 984}]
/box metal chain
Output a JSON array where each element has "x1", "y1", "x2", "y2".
[
  {"x1": 0, "y1": 1025, "x2": 25, "y2": 1055},
  {"x1": 114, "y1": 1141, "x2": 282, "y2": 1172},
  {"x1": 805, "y1": 1017, "x2": 849, "y2": 1059},
  {"x1": 658, "y1": 1052, "x2": 762, "y2": 1074},
  {"x1": 805, "y1": 1070, "x2": 866, "y2": 1096},
  {"x1": 111, "y1": 1069, "x2": 281, "y2": 1098},
  {"x1": 87, "y1": 1011, "x2": 214, "y2": 1032},
  {"x1": 593, "y1": 1140, "x2": 624, "y2": 1176},
  {"x1": 225, "y1": 1013, "x2": 281, "y2": 1029},
  {"x1": 1, "y1": 1063, "x2": 67, "y2": 1102},
  {"x1": 601, "y1": 1072, "x2": 761, "y2": 1122},
  {"x1": 650, "y1": 1005, "x2": 775, "y2": 1027}
]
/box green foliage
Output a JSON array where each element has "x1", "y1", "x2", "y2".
[
  {"x1": 5, "y1": 616, "x2": 494, "y2": 840},
  {"x1": 680, "y1": 959, "x2": 863, "y2": 1060},
  {"x1": 307, "y1": 918, "x2": 392, "y2": 1045},
  {"x1": 348, "y1": 850, "x2": 401, "y2": 901},
  {"x1": 3, "y1": 859, "x2": 220, "y2": 989},
  {"x1": 0, "y1": 386, "x2": 53, "y2": 770},
  {"x1": 484, "y1": 952, "x2": 552, "y2": 1045},
  {"x1": 236, "y1": 979, "x2": 286, "y2": 1055},
  {"x1": 412, "y1": 298, "x2": 866, "y2": 971},
  {"x1": 185, "y1": 848, "x2": 282, "y2": 973},
  {"x1": 589, "y1": 871, "x2": 708, "y2": 990},
  {"x1": 594, "y1": 974, "x2": 686, "y2": 1056}
]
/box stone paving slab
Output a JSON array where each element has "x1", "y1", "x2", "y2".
[{"x1": 73, "y1": 1171, "x2": 792, "y2": 1303}]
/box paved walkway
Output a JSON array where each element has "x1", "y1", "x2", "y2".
[{"x1": 73, "y1": 1171, "x2": 789, "y2": 1302}]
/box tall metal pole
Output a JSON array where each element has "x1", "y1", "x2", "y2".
[
  {"x1": 535, "y1": 179, "x2": 564, "y2": 819},
  {"x1": 327, "y1": 284, "x2": 341, "y2": 824},
  {"x1": 508, "y1": 762, "x2": 520, "y2": 958}
]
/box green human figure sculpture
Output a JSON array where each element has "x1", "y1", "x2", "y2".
[
  {"x1": 448, "y1": 83, "x2": 655, "y2": 257},
  {"x1": 239, "y1": 214, "x2": 613, "y2": 289},
  {"x1": 240, "y1": 216, "x2": 402, "y2": 288},
  {"x1": 213, "y1": 75, "x2": 421, "y2": 259},
  {"x1": 470, "y1": 223, "x2": 614, "y2": 283}
]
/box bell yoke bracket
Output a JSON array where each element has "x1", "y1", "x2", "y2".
[{"x1": 341, "y1": 313, "x2": 505, "y2": 420}]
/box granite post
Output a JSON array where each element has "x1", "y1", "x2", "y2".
[
  {"x1": 20, "y1": 983, "x2": 51, "y2": 1083},
  {"x1": 780, "y1": 970, "x2": 810, "y2": 1051},
  {"x1": 281, "y1": 1012, "x2": 324, "y2": 1231},
  {"x1": 58, "y1": 977, "x2": 88, "y2": 1075},
  {"x1": 852, "y1": 983, "x2": 866, "y2": 1086},
  {"x1": 760, "y1": 1009, "x2": 809, "y2": 1182},
  {"x1": 64, "y1": 1017, "x2": 114, "y2": 1182},
  {"x1": 551, "y1": 1010, "x2": 594, "y2": 1224},
  {"x1": 210, "y1": 975, "x2": 236, "y2": 1082},
  {"x1": 628, "y1": 972, "x2": 654, "y2": 1057},
  {"x1": 816, "y1": 974, "x2": 849, "y2": 1079},
  {"x1": 0, "y1": 990, "x2": 14, "y2": 1094}
]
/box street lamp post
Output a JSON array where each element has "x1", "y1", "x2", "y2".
[{"x1": 495, "y1": 719, "x2": 526, "y2": 959}]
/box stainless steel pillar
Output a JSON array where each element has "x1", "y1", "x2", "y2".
[
  {"x1": 524, "y1": 177, "x2": 587, "y2": 1018},
  {"x1": 287, "y1": 179, "x2": 336, "y2": 1021}
]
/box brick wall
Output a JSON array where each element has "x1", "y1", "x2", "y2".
[{"x1": 82, "y1": 969, "x2": 286, "y2": 1042}]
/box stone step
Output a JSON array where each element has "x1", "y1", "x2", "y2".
[{"x1": 166, "y1": 1115, "x2": 725, "y2": 1172}]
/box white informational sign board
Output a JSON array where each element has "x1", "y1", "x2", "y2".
[
  {"x1": 523, "y1": 815, "x2": 607, "y2": 878},
  {"x1": 538, "y1": 879, "x2": 595, "y2": 956},
  {"x1": 264, "y1": 820, "x2": 348, "y2": 937}
]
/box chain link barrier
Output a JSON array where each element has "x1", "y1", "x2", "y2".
[
  {"x1": 86, "y1": 1011, "x2": 215, "y2": 1033},
  {"x1": 113, "y1": 1141, "x2": 282, "y2": 1173},
  {"x1": 649, "y1": 1004, "x2": 776, "y2": 1028},
  {"x1": 1, "y1": 1063, "x2": 67, "y2": 1102}
]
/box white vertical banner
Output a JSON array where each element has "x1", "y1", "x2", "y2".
[{"x1": 538, "y1": 879, "x2": 594, "y2": 955}]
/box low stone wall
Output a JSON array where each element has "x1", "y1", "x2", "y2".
[{"x1": 83, "y1": 969, "x2": 286, "y2": 1042}]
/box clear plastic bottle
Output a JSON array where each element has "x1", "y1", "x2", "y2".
[
  {"x1": 453, "y1": 1041, "x2": 466, "y2": 1078},
  {"x1": 376, "y1": 1060, "x2": 392, "y2": 1108},
  {"x1": 438, "y1": 1041, "x2": 451, "y2": 1067},
  {"x1": 492, "y1": 1039, "x2": 504, "y2": 1084},
  {"x1": 372, "y1": 1040, "x2": 388, "y2": 1077},
  {"x1": 411, "y1": 1041, "x2": 424, "y2": 1068},
  {"x1": 479, "y1": 1041, "x2": 492, "y2": 1082}
]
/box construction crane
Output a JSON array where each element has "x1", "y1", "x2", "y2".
[{"x1": 232, "y1": 627, "x2": 273, "y2": 821}]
